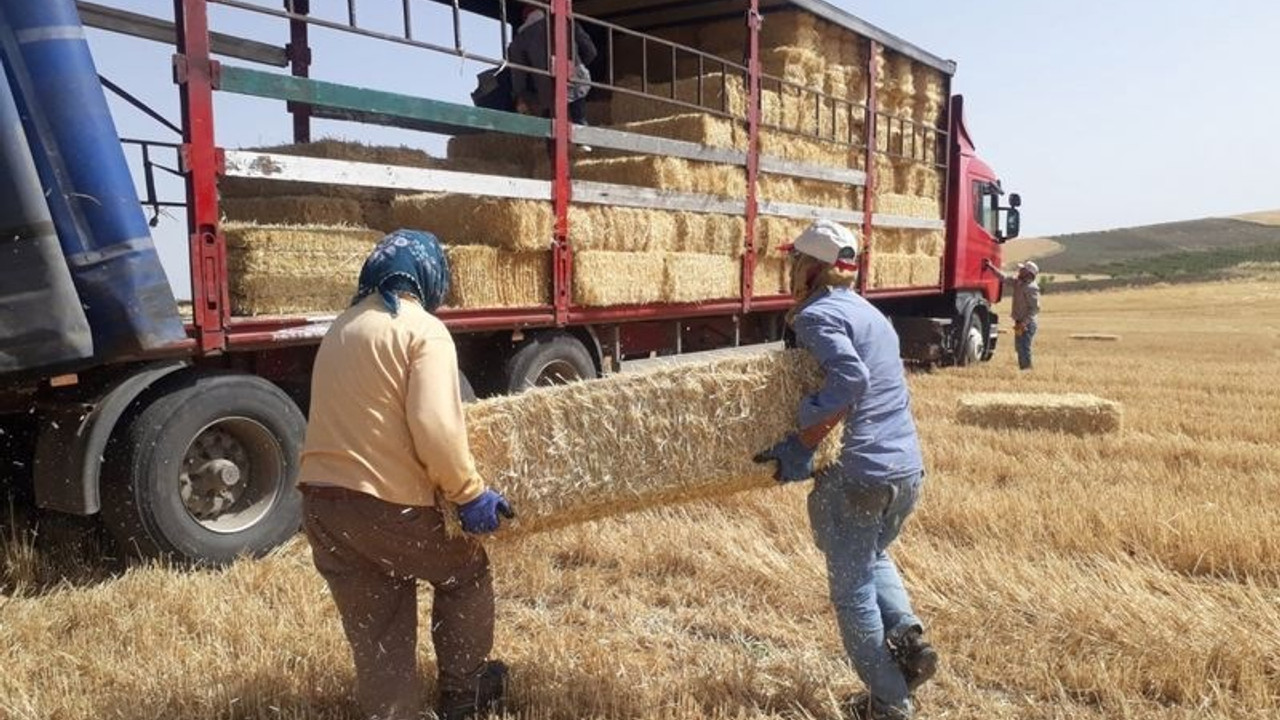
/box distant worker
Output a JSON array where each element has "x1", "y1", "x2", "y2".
[
  {"x1": 984, "y1": 259, "x2": 1041, "y2": 370},
  {"x1": 298, "y1": 230, "x2": 515, "y2": 720},
  {"x1": 756, "y1": 220, "x2": 938, "y2": 720},
  {"x1": 507, "y1": 5, "x2": 597, "y2": 128}
]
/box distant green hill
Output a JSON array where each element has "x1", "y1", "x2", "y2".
[{"x1": 1039, "y1": 218, "x2": 1280, "y2": 277}]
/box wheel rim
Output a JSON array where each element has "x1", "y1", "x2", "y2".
[
  {"x1": 965, "y1": 324, "x2": 985, "y2": 362},
  {"x1": 179, "y1": 417, "x2": 284, "y2": 534},
  {"x1": 533, "y1": 359, "x2": 584, "y2": 387}
]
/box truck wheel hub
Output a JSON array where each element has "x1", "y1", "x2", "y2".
[{"x1": 178, "y1": 418, "x2": 283, "y2": 533}]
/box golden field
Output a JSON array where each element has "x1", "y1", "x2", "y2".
[{"x1": 2, "y1": 279, "x2": 1278, "y2": 720}]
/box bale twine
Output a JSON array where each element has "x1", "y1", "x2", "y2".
[{"x1": 957, "y1": 393, "x2": 1124, "y2": 435}]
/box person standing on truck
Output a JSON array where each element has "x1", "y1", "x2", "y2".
[
  {"x1": 755, "y1": 220, "x2": 938, "y2": 720},
  {"x1": 297, "y1": 230, "x2": 515, "y2": 720},
  {"x1": 507, "y1": 5, "x2": 597, "y2": 129},
  {"x1": 984, "y1": 259, "x2": 1041, "y2": 370}
]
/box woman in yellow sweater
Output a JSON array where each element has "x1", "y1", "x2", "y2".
[{"x1": 298, "y1": 230, "x2": 513, "y2": 720}]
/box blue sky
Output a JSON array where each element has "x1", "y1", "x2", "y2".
[{"x1": 83, "y1": 1, "x2": 1280, "y2": 296}]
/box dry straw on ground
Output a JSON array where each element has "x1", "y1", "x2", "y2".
[
  {"x1": 957, "y1": 393, "x2": 1123, "y2": 435},
  {"x1": 463, "y1": 350, "x2": 841, "y2": 538}
]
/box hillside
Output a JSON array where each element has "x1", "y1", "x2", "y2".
[{"x1": 1035, "y1": 217, "x2": 1280, "y2": 276}]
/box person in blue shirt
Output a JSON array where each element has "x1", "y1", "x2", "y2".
[{"x1": 756, "y1": 220, "x2": 938, "y2": 720}]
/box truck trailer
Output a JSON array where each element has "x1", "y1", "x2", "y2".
[{"x1": 0, "y1": 0, "x2": 1022, "y2": 564}]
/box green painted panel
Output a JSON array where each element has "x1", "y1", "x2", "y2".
[{"x1": 219, "y1": 66, "x2": 550, "y2": 138}]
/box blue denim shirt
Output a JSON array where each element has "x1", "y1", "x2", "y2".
[{"x1": 792, "y1": 288, "x2": 924, "y2": 481}]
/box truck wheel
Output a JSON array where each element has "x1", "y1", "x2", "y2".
[
  {"x1": 503, "y1": 332, "x2": 597, "y2": 394},
  {"x1": 956, "y1": 310, "x2": 988, "y2": 366},
  {"x1": 100, "y1": 373, "x2": 305, "y2": 565}
]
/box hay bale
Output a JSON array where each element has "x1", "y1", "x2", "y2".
[
  {"x1": 876, "y1": 193, "x2": 943, "y2": 220},
  {"x1": 873, "y1": 228, "x2": 946, "y2": 256},
  {"x1": 909, "y1": 255, "x2": 942, "y2": 286},
  {"x1": 573, "y1": 251, "x2": 665, "y2": 307},
  {"x1": 446, "y1": 132, "x2": 547, "y2": 175},
  {"x1": 759, "y1": 129, "x2": 856, "y2": 168},
  {"x1": 611, "y1": 113, "x2": 742, "y2": 149},
  {"x1": 760, "y1": 46, "x2": 826, "y2": 89},
  {"x1": 756, "y1": 216, "x2": 810, "y2": 256},
  {"x1": 569, "y1": 206, "x2": 677, "y2": 253},
  {"x1": 444, "y1": 246, "x2": 551, "y2": 309},
  {"x1": 759, "y1": 173, "x2": 855, "y2": 209},
  {"x1": 462, "y1": 349, "x2": 843, "y2": 537},
  {"x1": 222, "y1": 196, "x2": 366, "y2": 228},
  {"x1": 663, "y1": 253, "x2": 740, "y2": 303},
  {"x1": 221, "y1": 139, "x2": 442, "y2": 201},
  {"x1": 699, "y1": 11, "x2": 824, "y2": 56},
  {"x1": 869, "y1": 253, "x2": 915, "y2": 289},
  {"x1": 676, "y1": 213, "x2": 745, "y2": 256},
  {"x1": 752, "y1": 257, "x2": 791, "y2": 296},
  {"x1": 957, "y1": 393, "x2": 1123, "y2": 435},
  {"x1": 1070, "y1": 334, "x2": 1122, "y2": 342},
  {"x1": 224, "y1": 223, "x2": 381, "y2": 316},
  {"x1": 391, "y1": 194, "x2": 553, "y2": 252},
  {"x1": 574, "y1": 155, "x2": 747, "y2": 197},
  {"x1": 611, "y1": 72, "x2": 748, "y2": 123}
]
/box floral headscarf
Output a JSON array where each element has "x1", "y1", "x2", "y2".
[{"x1": 352, "y1": 230, "x2": 450, "y2": 315}]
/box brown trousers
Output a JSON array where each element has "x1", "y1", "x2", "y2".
[{"x1": 302, "y1": 486, "x2": 494, "y2": 720}]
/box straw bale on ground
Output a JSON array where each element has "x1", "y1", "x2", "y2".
[
  {"x1": 444, "y1": 246, "x2": 550, "y2": 308},
  {"x1": 461, "y1": 349, "x2": 843, "y2": 537},
  {"x1": 957, "y1": 393, "x2": 1124, "y2": 436},
  {"x1": 573, "y1": 251, "x2": 665, "y2": 306},
  {"x1": 574, "y1": 155, "x2": 747, "y2": 197},
  {"x1": 663, "y1": 253, "x2": 740, "y2": 303},
  {"x1": 1070, "y1": 334, "x2": 1122, "y2": 342},
  {"x1": 391, "y1": 194, "x2": 553, "y2": 252}
]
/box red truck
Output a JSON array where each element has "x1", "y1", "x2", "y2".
[{"x1": 0, "y1": 0, "x2": 1021, "y2": 564}]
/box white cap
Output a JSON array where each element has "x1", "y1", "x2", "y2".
[
  {"x1": 782, "y1": 219, "x2": 860, "y2": 270},
  {"x1": 1018, "y1": 261, "x2": 1040, "y2": 276}
]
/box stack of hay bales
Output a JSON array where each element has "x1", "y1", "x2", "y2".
[
  {"x1": 460, "y1": 349, "x2": 843, "y2": 538},
  {"x1": 868, "y1": 228, "x2": 945, "y2": 289}
]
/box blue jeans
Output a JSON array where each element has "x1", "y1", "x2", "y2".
[
  {"x1": 808, "y1": 471, "x2": 924, "y2": 717},
  {"x1": 1015, "y1": 318, "x2": 1037, "y2": 370}
]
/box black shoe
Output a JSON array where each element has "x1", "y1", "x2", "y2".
[
  {"x1": 841, "y1": 692, "x2": 912, "y2": 720},
  {"x1": 437, "y1": 660, "x2": 508, "y2": 720},
  {"x1": 887, "y1": 627, "x2": 938, "y2": 693}
]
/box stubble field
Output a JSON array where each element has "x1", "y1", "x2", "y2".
[{"x1": 2, "y1": 279, "x2": 1278, "y2": 720}]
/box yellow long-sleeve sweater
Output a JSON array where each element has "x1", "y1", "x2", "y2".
[{"x1": 298, "y1": 295, "x2": 485, "y2": 507}]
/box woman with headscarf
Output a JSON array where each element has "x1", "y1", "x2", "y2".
[{"x1": 298, "y1": 230, "x2": 513, "y2": 720}]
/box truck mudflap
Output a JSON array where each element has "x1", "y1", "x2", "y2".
[
  {"x1": 0, "y1": 66, "x2": 92, "y2": 373},
  {"x1": 0, "y1": 0, "x2": 185, "y2": 361}
]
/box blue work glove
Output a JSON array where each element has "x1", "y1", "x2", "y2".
[
  {"x1": 753, "y1": 434, "x2": 816, "y2": 483},
  {"x1": 459, "y1": 489, "x2": 516, "y2": 535}
]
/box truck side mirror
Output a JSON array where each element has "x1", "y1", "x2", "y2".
[
  {"x1": 999, "y1": 208, "x2": 1021, "y2": 241},
  {"x1": 1009, "y1": 193, "x2": 1022, "y2": 208}
]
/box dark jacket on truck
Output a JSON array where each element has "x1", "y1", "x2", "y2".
[{"x1": 508, "y1": 12, "x2": 597, "y2": 115}]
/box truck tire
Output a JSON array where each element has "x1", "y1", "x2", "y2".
[
  {"x1": 955, "y1": 309, "x2": 989, "y2": 366},
  {"x1": 100, "y1": 372, "x2": 305, "y2": 565},
  {"x1": 503, "y1": 332, "x2": 597, "y2": 394}
]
